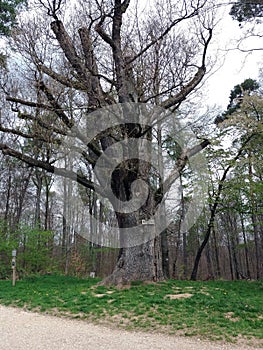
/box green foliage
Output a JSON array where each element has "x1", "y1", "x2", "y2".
[
  {"x1": 0, "y1": 53, "x2": 7, "y2": 68},
  {"x1": 213, "y1": 77, "x2": 263, "y2": 215},
  {"x1": 17, "y1": 227, "x2": 57, "y2": 276},
  {"x1": 164, "y1": 135, "x2": 183, "y2": 161},
  {"x1": 230, "y1": 0, "x2": 263, "y2": 23},
  {"x1": 215, "y1": 78, "x2": 260, "y2": 123},
  {"x1": 0, "y1": 275, "x2": 262, "y2": 343},
  {"x1": 0, "y1": 222, "x2": 58, "y2": 278},
  {"x1": 0, "y1": 222, "x2": 18, "y2": 279},
  {"x1": 229, "y1": 79, "x2": 260, "y2": 107},
  {"x1": 0, "y1": 0, "x2": 26, "y2": 36}
]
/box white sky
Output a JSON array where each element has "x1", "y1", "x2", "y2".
[
  {"x1": 204, "y1": 6, "x2": 263, "y2": 109},
  {"x1": 137, "y1": 1, "x2": 263, "y2": 110}
]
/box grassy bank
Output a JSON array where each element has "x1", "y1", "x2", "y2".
[{"x1": 0, "y1": 275, "x2": 262, "y2": 344}]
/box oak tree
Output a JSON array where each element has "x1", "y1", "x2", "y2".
[{"x1": 0, "y1": 0, "x2": 214, "y2": 285}]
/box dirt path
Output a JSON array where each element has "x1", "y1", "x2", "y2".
[{"x1": 0, "y1": 305, "x2": 261, "y2": 350}]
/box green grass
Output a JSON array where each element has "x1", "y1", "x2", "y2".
[{"x1": 0, "y1": 275, "x2": 262, "y2": 345}]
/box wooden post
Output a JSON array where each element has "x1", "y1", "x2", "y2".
[{"x1": 12, "y1": 250, "x2": 16, "y2": 287}]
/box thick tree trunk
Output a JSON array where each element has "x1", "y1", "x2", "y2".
[
  {"x1": 100, "y1": 193, "x2": 164, "y2": 285},
  {"x1": 100, "y1": 237, "x2": 164, "y2": 286}
]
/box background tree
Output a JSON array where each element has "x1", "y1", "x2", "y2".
[
  {"x1": 229, "y1": 0, "x2": 263, "y2": 52},
  {"x1": 190, "y1": 77, "x2": 263, "y2": 280},
  {"x1": 230, "y1": 0, "x2": 263, "y2": 23},
  {"x1": 215, "y1": 78, "x2": 260, "y2": 123},
  {"x1": 0, "y1": 0, "x2": 27, "y2": 36}
]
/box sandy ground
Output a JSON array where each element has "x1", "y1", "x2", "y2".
[{"x1": 0, "y1": 305, "x2": 262, "y2": 350}]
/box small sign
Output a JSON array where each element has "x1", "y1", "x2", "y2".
[
  {"x1": 142, "y1": 219, "x2": 155, "y2": 225},
  {"x1": 11, "y1": 258, "x2": 16, "y2": 269},
  {"x1": 12, "y1": 250, "x2": 17, "y2": 257}
]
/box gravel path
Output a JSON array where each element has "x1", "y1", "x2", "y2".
[{"x1": 0, "y1": 305, "x2": 261, "y2": 350}]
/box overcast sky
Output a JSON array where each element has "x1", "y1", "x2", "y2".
[{"x1": 204, "y1": 5, "x2": 263, "y2": 109}]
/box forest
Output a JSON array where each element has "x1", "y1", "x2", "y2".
[{"x1": 0, "y1": 0, "x2": 262, "y2": 285}]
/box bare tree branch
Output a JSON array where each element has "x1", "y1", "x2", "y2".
[
  {"x1": 128, "y1": 2, "x2": 207, "y2": 65},
  {"x1": 157, "y1": 139, "x2": 210, "y2": 199},
  {"x1": 161, "y1": 67, "x2": 206, "y2": 109},
  {"x1": 161, "y1": 28, "x2": 213, "y2": 109},
  {"x1": 37, "y1": 81, "x2": 103, "y2": 158},
  {"x1": 121, "y1": 0, "x2": 131, "y2": 14},
  {"x1": 0, "y1": 142, "x2": 101, "y2": 193},
  {"x1": 78, "y1": 26, "x2": 104, "y2": 99},
  {"x1": 38, "y1": 64, "x2": 86, "y2": 91},
  {"x1": 51, "y1": 20, "x2": 90, "y2": 90},
  {"x1": 38, "y1": 81, "x2": 74, "y2": 129},
  {"x1": 6, "y1": 87, "x2": 104, "y2": 161},
  {"x1": 0, "y1": 124, "x2": 61, "y2": 144},
  {"x1": 38, "y1": 0, "x2": 65, "y2": 20},
  {"x1": 95, "y1": 16, "x2": 116, "y2": 48},
  {"x1": 6, "y1": 96, "x2": 52, "y2": 111},
  {"x1": 17, "y1": 112, "x2": 68, "y2": 136}
]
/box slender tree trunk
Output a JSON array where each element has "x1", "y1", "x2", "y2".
[
  {"x1": 230, "y1": 232, "x2": 240, "y2": 280},
  {"x1": 62, "y1": 177, "x2": 71, "y2": 275},
  {"x1": 155, "y1": 55, "x2": 169, "y2": 278},
  {"x1": 44, "y1": 175, "x2": 51, "y2": 231},
  {"x1": 240, "y1": 214, "x2": 251, "y2": 279},
  {"x1": 230, "y1": 214, "x2": 240, "y2": 279},
  {"x1": 212, "y1": 227, "x2": 221, "y2": 278},
  {"x1": 249, "y1": 158, "x2": 263, "y2": 279},
  {"x1": 205, "y1": 241, "x2": 214, "y2": 279},
  {"x1": 62, "y1": 177, "x2": 67, "y2": 255},
  {"x1": 190, "y1": 140, "x2": 252, "y2": 281},
  {"x1": 191, "y1": 205, "x2": 216, "y2": 281},
  {"x1": 34, "y1": 170, "x2": 42, "y2": 228},
  {"x1": 251, "y1": 213, "x2": 262, "y2": 279},
  {"x1": 226, "y1": 228, "x2": 234, "y2": 280},
  {"x1": 177, "y1": 175, "x2": 188, "y2": 279},
  {"x1": 4, "y1": 171, "x2": 12, "y2": 224},
  {"x1": 157, "y1": 127, "x2": 169, "y2": 279},
  {"x1": 13, "y1": 167, "x2": 33, "y2": 228}
]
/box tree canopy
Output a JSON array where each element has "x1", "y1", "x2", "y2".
[
  {"x1": 0, "y1": 0, "x2": 26, "y2": 35},
  {"x1": 215, "y1": 78, "x2": 260, "y2": 123},
  {"x1": 230, "y1": 0, "x2": 263, "y2": 23}
]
